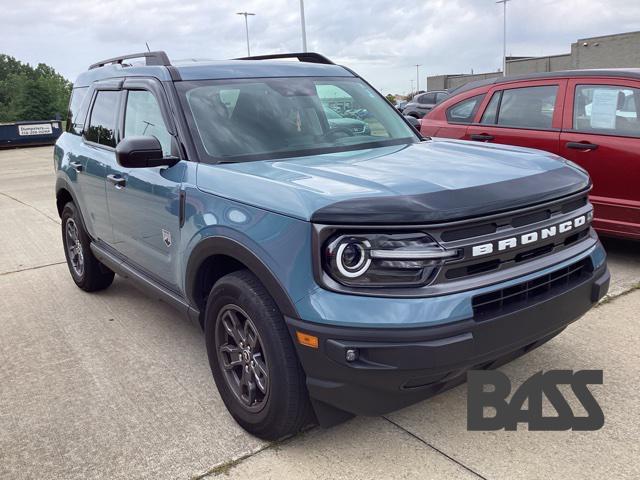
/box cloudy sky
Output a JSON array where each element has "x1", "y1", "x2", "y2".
[{"x1": 2, "y1": 0, "x2": 639, "y2": 94}]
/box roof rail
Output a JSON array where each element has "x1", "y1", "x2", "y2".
[
  {"x1": 89, "y1": 51, "x2": 171, "y2": 70},
  {"x1": 234, "y1": 52, "x2": 334, "y2": 65}
]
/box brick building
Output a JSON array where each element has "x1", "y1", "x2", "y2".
[{"x1": 427, "y1": 31, "x2": 640, "y2": 91}]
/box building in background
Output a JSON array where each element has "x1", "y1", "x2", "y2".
[{"x1": 427, "y1": 30, "x2": 640, "y2": 91}]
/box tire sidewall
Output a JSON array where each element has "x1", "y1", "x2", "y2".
[{"x1": 205, "y1": 277, "x2": 296, "y2": 429}]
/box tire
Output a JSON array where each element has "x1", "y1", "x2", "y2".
[
  {"x1": 205, "y1": 270, "x2": 312, "y2": 440},
  {"x1": 61, "y1": 202, "x2": 114, "y2": 292}
]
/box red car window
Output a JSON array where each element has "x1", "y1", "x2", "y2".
[
  {"x1": 479, "y1": 85, "x2": 558, "y2": 130},
  {"x1": 445, "y1": 94, "x2": 485, "y2": 123},
  {"x1": 572, "y1": 84, "x2": 640, "y2": 137}
]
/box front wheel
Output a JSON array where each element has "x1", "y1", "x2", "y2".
[{"x1": 205, "y1": 270, "x2": 312, "y2": 440}]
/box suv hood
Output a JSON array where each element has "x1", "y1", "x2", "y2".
[{"x1": 196, "y1": 139, "x2": 590, "y2": 224}]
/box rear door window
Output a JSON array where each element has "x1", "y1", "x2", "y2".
[
  {"x1": 480, "y1": 92, "x2": 501, "y2": 124},
  {"x1": 435, "y1": 92, "x2": 448, "y2": 103},
  {"x1": 480, "y1": 85, "x2": 558, "y2": 129},
  {"x1": 573, "y1": 84, "x2": 640, "y2": 136},
  {"x1": 85, "y1": 90, "x2": 120, "y2": 147},
  {"x1": 421, "y1": 93, "x2": 436, "y2": 104}
]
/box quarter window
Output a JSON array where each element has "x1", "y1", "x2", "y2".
[
  {"x1": 67, "y1": 87, "x2": 89, "y2": 135},
  {"x1": 574, "y1": 85, "x2": 640, "y2": 136},
  {"x1": 85, "y1": 90, "x2": 119, "y2": 147},
  {"x1": 124, "y1": 90, "x2": 172, "y2": 155},
  {"x1": 481, "y1": 85, "x2": 558, "y2": 129},
  {"x1": 446, "y1": 94, "x2": 484, "y2": 123}
]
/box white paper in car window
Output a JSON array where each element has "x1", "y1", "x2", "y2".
[{"x1": 590, "y1": 89, "x2": 618, "y2": 129}]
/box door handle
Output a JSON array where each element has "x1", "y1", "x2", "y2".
[
  {"x1": 107, "y1": 174, "x2": 126, "y2": 189},
  {"x1": 470, "y1": 134, "x2": 495, "y2": 141},
  {"x1": 566, "y1": 141, "x2": 598, "y2": 151},
  {"x1": 70, "y1": 161, "x2": 83, "y2": 172}
]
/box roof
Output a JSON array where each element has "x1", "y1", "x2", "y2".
[
  {"x1": 450, "y1": 68, "x2": 640, "y2": 96},
  {"x1": 74, "y1": 52, "x2": 354, "y2": 87},
  {"x1": 175, "y1": 60, "x2": 352, "y2": 81}
]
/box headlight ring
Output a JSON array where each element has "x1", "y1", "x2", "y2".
[{"x1": 335, "y1": 239, "x2": 372, "y2": 278}]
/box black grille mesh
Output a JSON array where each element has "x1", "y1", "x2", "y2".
[{"x1": 472, "y1": 258, "x2": 591, "y2": 321}]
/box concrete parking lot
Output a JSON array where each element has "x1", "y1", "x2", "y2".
[{"x1": 1, "y1": 146, "x2": 638, "y2": 480}]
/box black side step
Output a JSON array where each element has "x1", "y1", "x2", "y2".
[{"x1": 90, "y1": 242, "x2": 200, "y2": 327}]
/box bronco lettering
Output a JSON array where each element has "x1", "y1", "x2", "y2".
[{"x1": 471, "y1": 214, "x2": 588, "y2": 257}]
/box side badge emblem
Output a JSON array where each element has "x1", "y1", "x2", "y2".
[{"x1": 162, "y1": 229, "x2": 172, "y2": 247}]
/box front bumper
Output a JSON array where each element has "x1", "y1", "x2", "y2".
[{"x1": 287, "y1": 254, "x2": 609, "y2": 426}]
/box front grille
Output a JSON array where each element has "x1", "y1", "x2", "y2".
[
  {"x1": 439, "y1": 195, "x2": 587, "y2": 243},
  {"x1": 472, "y1": 258, "x2": 592, "y2": 321},
  {"x1": 433, "y1": 193, "x2": 592, "y2": 284}
]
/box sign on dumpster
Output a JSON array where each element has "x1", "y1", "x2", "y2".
[{"x1": 18, "y1": 123, "x2": 55, "y2": 136}]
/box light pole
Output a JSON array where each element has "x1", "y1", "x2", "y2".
[
  {"x1": 415, "y1": 64, "x2": 421, "y2": 92},
  {"x1": 299, "y1": 0, "x2": 308, "y2": 52},
  {"x1": 236, "y1": 12, "x2": 256, "y2": 56},
  {"x1": 496, "y1": 0, "x2": 510, "y2": 75}
]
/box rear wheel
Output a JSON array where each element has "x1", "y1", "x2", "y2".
[
  {"x1": 205, "y1": 270, "x2": 312, "y2": 440},
  {"x1": 61, "y1": 202, "x2": 114, "y2": 292}
]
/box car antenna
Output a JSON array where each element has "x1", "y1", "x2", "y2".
[{"x1": 145, "y1": 42, "x2": 151, "y2": 53}]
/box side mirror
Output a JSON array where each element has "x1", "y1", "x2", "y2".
[
  {"x1": 404, "y1": 115, "x2": 421, "y2": 130},
  {"x1": 116, "y1": 136, "x2": 176, "y2": 168}
]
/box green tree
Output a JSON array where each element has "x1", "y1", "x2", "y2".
[
  {"x1": 0, "y1": 54, "x2": 71, "y2": 122},
  {"x1": 385, "y1": 94, "x2": 396, "y2": 104}
]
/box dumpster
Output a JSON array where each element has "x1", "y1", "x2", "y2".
[{"x1": 0, "y1": 120, "x2": 63, "y2": 148}]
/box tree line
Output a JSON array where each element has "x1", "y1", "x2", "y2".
[{"x1": 0, "y1": 54, "x2": 71, "y2": 123}]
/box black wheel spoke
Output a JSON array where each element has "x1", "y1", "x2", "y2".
[
  {"x1": 245, "y1": 378, "x2": 256, "y2": 406},
  {"x1": 219, "y1": 344, "x2": 242, "y2": 370},
  {"x1": 245, "y1": 321, "x2": 258, "y2": 350},
  {"x1": 221, "y1": 310, "x2": 244, "y2": 346},
  {"x1": 251, "y1": 353, "x2": 268, "y2": 394},
  {"x1": 215, "y1": 304, "x2": 270, "y2": 411}
]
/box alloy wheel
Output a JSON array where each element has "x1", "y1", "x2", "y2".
[
  {"x1": 215, "y1": 304, "x2": 270, "y2": 412},
  {"x1": 65, "y1": 218, "x2": 84, "y2": 278}
]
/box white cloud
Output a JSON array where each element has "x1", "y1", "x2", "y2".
[{"x1": 1, "y1": 0, "x2": 638, "y2": 94}]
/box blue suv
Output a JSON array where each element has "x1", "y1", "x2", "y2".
[{"x1": 54, "y1": 51, "x2": 610, "y2": 440}]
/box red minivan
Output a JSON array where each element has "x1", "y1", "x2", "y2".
[{"x1": 421, "y1": 70, "x2": 640, "y2": 240}]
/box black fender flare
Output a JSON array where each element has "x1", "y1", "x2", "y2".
[
  {"x1": 184, "y1": 236, "x2": 300, "y2": 319},
  {"x1": 55, "y1": 176, "x2": 90, "y2": 233}
]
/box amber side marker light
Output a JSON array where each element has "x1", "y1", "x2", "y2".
[{"x1": 296, "y1": 331, "x2": 319, "y2": 349}]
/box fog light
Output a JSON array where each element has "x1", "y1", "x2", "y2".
[{"x1": 345, "y1": 349, "x2": 358, "y2": 362}]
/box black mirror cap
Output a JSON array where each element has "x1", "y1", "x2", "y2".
[{"x1": 116, "y1": 136, "x2": 175, "y2": 168}]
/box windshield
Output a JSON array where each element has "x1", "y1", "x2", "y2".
[{"x1": 177, "y1": 76, "x2": 417, "y2": 162}]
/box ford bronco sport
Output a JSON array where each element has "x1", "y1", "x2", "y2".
[{"x1": 55, "y1": 51, "x2": 610, "y2": 440}]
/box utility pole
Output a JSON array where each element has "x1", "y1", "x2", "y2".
[
  {"x1": 236, "y1": 12, "x2": 256, "y2": 56},
  {"x1": 299, "y1": 0, "x2": 308, "y2": 52},
  {"x1": 496, "y1": 0, "x2": 510, "y2": 75}
]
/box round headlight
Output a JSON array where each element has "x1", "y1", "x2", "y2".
[
  {"x1": 323, "y1": 232, "x2": 457, "y2": 288},
  {"x1": 334, "y1": 238, "x2": 371, "y2": 278}
]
